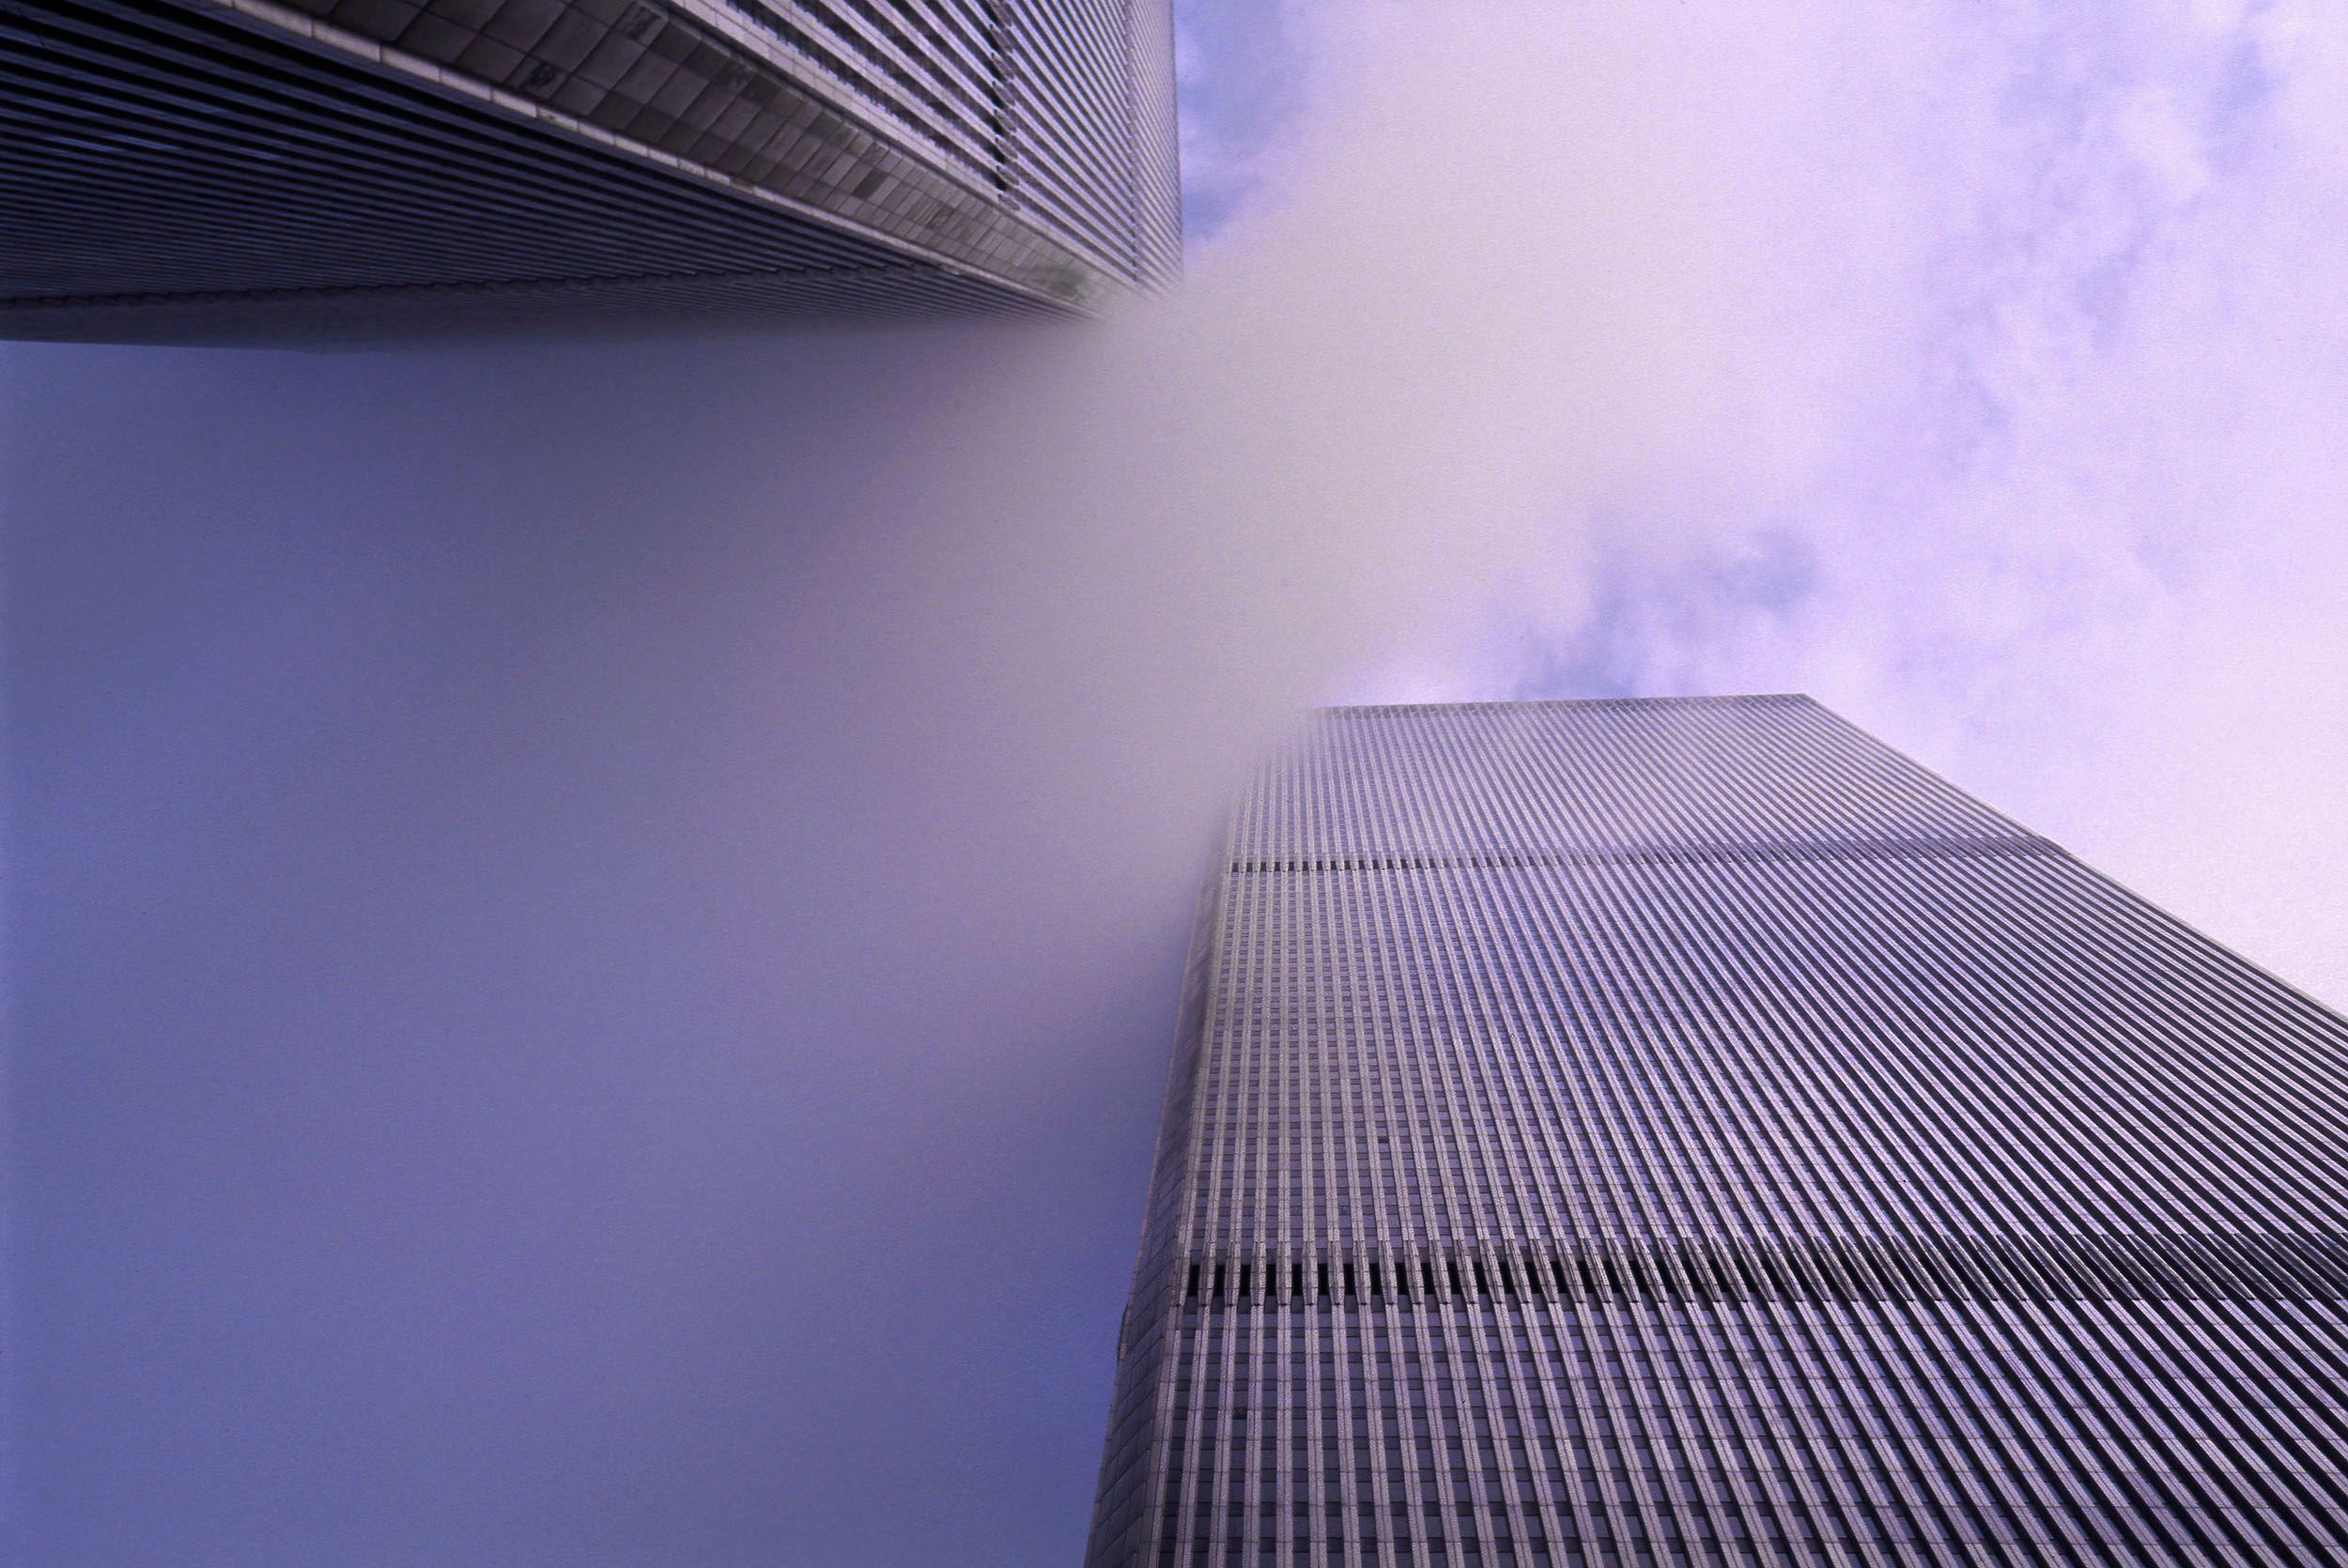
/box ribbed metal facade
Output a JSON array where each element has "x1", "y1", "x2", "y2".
[
  {"x1": 1087, "y1": 695, "x2": 2348, "y2": 1566},
  {"x1": 1, "y1": 0, "x2": 1177, "y2": 342}
]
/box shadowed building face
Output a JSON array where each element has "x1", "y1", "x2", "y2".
[
  {"x1": 1, "y1": 0, "x2": 1179, "y2": 343},
  {"x1": 1090, "y1": 695, "x2": 2348, "y2": 1566}
]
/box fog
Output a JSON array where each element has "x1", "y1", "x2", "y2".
[
  {"x1": 7, "y1": 2, "x2": 2346, "y2": 1562},
  {"x1": 1, "y1": 13, "x2": 1823, "y2": 1559}
]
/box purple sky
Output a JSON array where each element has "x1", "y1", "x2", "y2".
[{"x1": 5, "y1": 3, "x2": 2346, "y2": 1562}]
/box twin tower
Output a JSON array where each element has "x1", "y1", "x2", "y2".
[
  {"x1": 1089, "y1": 697, "x2": 2348, "y2": 1566},
  {"x1": 3, "y1": 0, "x2": 1179, "y2": 342}
]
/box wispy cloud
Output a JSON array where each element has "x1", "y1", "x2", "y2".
[{"x1": 1357, "y1": 0, "x2": 2348, "y2": 1006}]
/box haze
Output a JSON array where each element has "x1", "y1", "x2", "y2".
[{"x1": 4, "y1": 2, "x2": 2344, "y2": 1562}]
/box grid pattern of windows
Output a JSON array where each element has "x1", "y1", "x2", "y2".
[
  {"x1": 1087, "y1": 696, "x2": 2348, "y2": 1566},
  {"x1": 3, "y1": 0, "x2": 1174, "y2": 340},
  {"x1": 741, "y1": 1, "x2": 1179, "y2": 285}
]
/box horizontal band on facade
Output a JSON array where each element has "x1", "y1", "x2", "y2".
[
  {"x1": 1, "y1": 256, "x2": 927, "y2": 315},
  {"x1": 1229, "y1": 836, "x2": 2062, "y2": 877},
  {"x1": 1327, "y1": 695, "x2": 1815, "y2": 717},
  {"x1": 1177, "y1": 1231, "x2": 2348, "y2": 1307}
]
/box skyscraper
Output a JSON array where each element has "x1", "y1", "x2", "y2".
[
  {"x1": 1088, "y1": 695, "x2": 2348, "y2": 1566},
  {"x1": 3, "y1": 0, "x2": 1178, "y2": 342}
]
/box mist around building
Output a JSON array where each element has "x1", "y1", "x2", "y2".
[{"x1": 7, "y1": 2, "x2": 2348, "y2": 1563}]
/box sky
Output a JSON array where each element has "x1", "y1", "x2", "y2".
[{"x1": 4, "y1": 1, "x2": 2347, "y2": 1563}]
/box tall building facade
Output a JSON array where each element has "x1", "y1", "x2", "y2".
[
  {"x1": 2, "y1": 0, "x2": 1178, "y2": 342},
  {"x1": 1088, "y1": 696, "x2": 2348, "y2": 1566}
]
